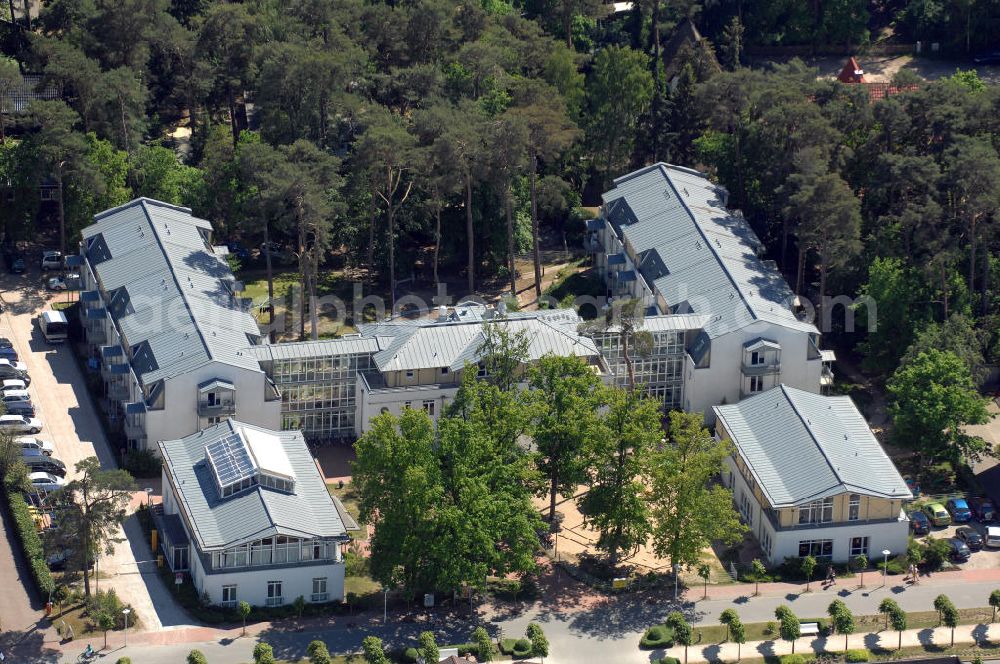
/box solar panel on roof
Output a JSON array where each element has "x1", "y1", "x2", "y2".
[{"x1": 206, "y1": 432, "x2": 256, "y2": 489}]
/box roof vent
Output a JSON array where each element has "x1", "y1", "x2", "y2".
[
  {"x1": 683, "y1": 187, "x2": 690, "y2": 196},
  {"x1": 663, "y1": 188, "x2": 671, "y2": 200},
  {"x1": 715, "y1": 238, "x2": 721, "y2": 247},
  {"x1": 695, "y1": 241, "x2": 701, "y2": 250}
]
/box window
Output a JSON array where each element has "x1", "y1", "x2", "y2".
[
  {"x1": 312, "y1": 577, "x2": 328, "y2": 602},
  {"x1": 850, "y1": 536, "x2": 869, "y2": 557},
  {"x1": 750, "y1": 350, "x2": 763, "y2": 365},
  {"x1": 405, "y1": 370, "x2": 414, "y2": 379},
  {"x1": 441, "y1": 367, "x2": 449, "y2": 375},
  {"x1": 798, "y1": 498, "x2": 834, "y2": 525},
  {"x1": 422, "y1": 400, "x2": 435, "y2": 416},
  {"x1": 760, "y1": 530, "x2": 773, "y2": 557},
  {"x1": 738, "y1": 491, "x2": 754, "y2": 527},
  {"x1": 749, "y1": 375, "x2": 764, "y2": 393},
  {"x1": 266, "y1": 581, "x2": 283, "y2": 607},
  {"x1": 221, "y1": 585, "x2": 237, "y2": 608},
  {"x1": 798, "y1": 539, "x2": 833, "y2": 559},
  {"x1": 403, "y1": 401, "x2": 412, "y2": 410},
  {"x1": 477, "y1": 363, "x2": 487, "y2": 378},
  {"x1": 173, "y1": 546, "x2": 189, "y2": 571},
  {"x1": 848, "y1": 494, "x2": 861, "y2": 521}
]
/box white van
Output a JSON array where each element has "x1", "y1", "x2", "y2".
[
  {"x1": 987, "y1": 527, "x2": 1000, "y2": 549},
  {"x1": 39, "y1": 310, "x2": 68, "y2": 343},
  {"x1": 40, "y1": 251, "x2": 63, "y2": 271}
]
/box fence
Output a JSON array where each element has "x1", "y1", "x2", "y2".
[{"x1": 745, "y1": 43, "x2": 914, "y2": 57}]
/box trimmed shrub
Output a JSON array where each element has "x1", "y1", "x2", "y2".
[
  {"x1": 5, "y1": 490, "x2": 55, "y2": 596},
  {"x1": 846, "y1": 649, "x2": 870, "y2": 662},
  {"x1": 402, "y1": 646, "x2": 419, "y2": 663},
  {"x1": 640, "y1": 625, "x2": 674, "y2": 649},
  {"x1": 122, "y1": 449, "x2": 162, "y2": 478},
  {"x1": 116, "y1": 659, "x2": 132, "y2": 664},
  {"x1": 187, "y1": 651, "x2": 208, "y2": 664},
  {"x1": 659, "y1": 658, "x2": 681, "y2": 664},
  {"x1": 778, "y1": 655, "x2": 806, "y2": 664},
  {"x1": 512, "y1": 638, "x2": 532, "y2": 658}
]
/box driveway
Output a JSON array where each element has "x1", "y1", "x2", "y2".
[{"x1": 0, "y1": 265, "x2": 185, "y2": 643}]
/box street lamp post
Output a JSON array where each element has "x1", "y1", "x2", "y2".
[
  {"x1": 122, "y1": 608, "x2": 131, "y2": 647},
  {"x1": 144, "y1": 487, "x2": 153, "y2": 508},
  {"x1": 881, "y1": 549, "x2": 891, "y2": 588},
  {"x1": 383, "y1": 589, "x2": 387, "y2": 625}
]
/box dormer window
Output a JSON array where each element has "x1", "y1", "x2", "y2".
[{"x1": 205, "y1": 427, "x2": 296, "y2": 499}]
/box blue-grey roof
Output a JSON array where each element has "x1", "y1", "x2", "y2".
[
  {"x1": 246, "y1": 336, "x2": 381, "y2": 362},
  {"x1": 603, "y1": 164, "x2": 817, "y2": 339},
  {"x1": 713, "y1": 385, "x2": 911, "y2": 507},
  {"x1": 159, "y1": 420, "x2": 348, "y2": 550},
  {"x1": 82, "y1": 199, "x2": 263, "y2": 386},
  {"x1": 358, "y1": 307, "x2": 601, "y2": 372}
]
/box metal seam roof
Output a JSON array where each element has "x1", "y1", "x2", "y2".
[
  {"x1": 159, "y1": 420, "x2": 347, "y2": 551},
  {"x1": 603, "y1": 164, "x2": 818, "y2": 339},
  {"x1": 713, "y1": 385, "x2": 910, "y2": 507}
]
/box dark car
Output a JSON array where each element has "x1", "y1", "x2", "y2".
[
  {"x1": 22, "y1": 452, "x2": 65, "y2": 477},
  {"x1": 905, "y1": 477, "x2": 920, "y2": 497},
  {"x1": 0, "y1": 338, "x2": 13, "y2": 349},
  {"x1": 47, "y1": 548, "x2": 94, "y2": 571},
  {"x1": 5, "y1": 400, "x2": 35, "y2": 417},
  {"x1": 969, "y1": 496, "x2": 995, "y2": 522},
  {"x1": 946, "y1": 498, "x2": 972, "y2": 523},
  {"x1": 956, "y1": 527, "x2": 984, "y2": 551},
  {"x1": 973, "y1": 50, "x2": 1000, "y2": 65},
  {"x1": 8, "y1": 257, "x2": 25, "y2": 274},
  {"x1": 227, "y1": 242, "x2": 250, "y2": 260},
  {"x1": 947, "y1": 538, "x2": 971, "y2": 562},
  {"x1": 0, "y1": 346, "x2": 18, "y2": 362},
  {"x1": 909, "y1": 510, "x2": 931, "y2": 535}
]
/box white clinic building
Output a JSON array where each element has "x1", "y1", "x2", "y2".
[{"x1": 158, "y1": 420, "x2": 352, "y2": 607}]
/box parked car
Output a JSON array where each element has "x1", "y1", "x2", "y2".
[
  {"x1": 969, "y1": 496, "x2": 995, "y2": 522},
  {"x1": 904, "y1": 477, "x2": 920, "y2": 497},
  {"x1": 0, "y1": 414, "x2": 42, "y2": 434},
  {"x1": 0, "y1": 347, "x2": 18, "y2": 362},
  {"x1": 6, "y1": 400, "x2": 36, "y2": 417},
  {"x1": 947, "y1": 537, "x2": 971, "y2": 562},
  {"x1": 946, "y1": 498, "x2": 973, "y2": 522},
  {"x1": 0, "y1": 338, "x2": 13, "y2": 349},
  {"x1": 40, "y1": 251, "x2": 63, "y2": 271},
  {"x1": 2, "y1": 390, "x2": 31, "y2": 403},
  {"x1": 226, "y1": 242, "x2": 250, "y2": 260},
  {"x1": 21, "y1": 450, "x2": 65, "y2": 477},
  {"x1": 0, "y1": 360, "x2": 30, "y2": 385},
  {"x1": 46, "y1": 548, "x2": 93, "y2": 571},
  {"x1": 2, "y1": 379, "x2": 26, "y2": 392},
  {"x1": 909, "y1": 510, "x2": 931, "y2": 535},
  {"x1": 16, "y1": 436, "x2": 55, "y2": 456},
  {"x1": 28, "y1": 471, "x2": 64, "y2": 493},
  {"x1": 972, "y1": 50, "x2": 1000, "y2": 65},
  {"x1": 956, "y1": 527, "x2": 984, "y2": 551},
  {"x1": 987, "y1": 526, "x2": 1000, "y2": 549},
  {"x1": 8, "y1": 257, "x2": 25, "y2": 274},
  {"x1": 46, "y1": 274, "x2": 79, "y2": 291},
  {"x1": 923, "y1": 502, "x2": 952, "y2": 527}
]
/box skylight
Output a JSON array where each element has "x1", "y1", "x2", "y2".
[{"x1": 206, "y1": 432, "x2": 257, "y2": 498}]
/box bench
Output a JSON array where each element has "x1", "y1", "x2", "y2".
[{"x1": 800, "y1": 622, "x2": 820, "y2": 637}]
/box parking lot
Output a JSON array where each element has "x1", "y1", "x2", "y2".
[{"x1": 0, "y1": 256, "x2": 183, "y2": 636}]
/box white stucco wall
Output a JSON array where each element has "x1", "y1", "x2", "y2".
[
  {"x1": 355, "y1": 376, "x2": 458, "y2": 435},
  {"x1": 144, "y1": 361, "x2": 281, "y2": 448},
  {"x1": 723, "y1": 457, "x2": 909, "y2": 565},
  {"x1": 189, "y1": 550, "x2": 346, "y2": 607}
]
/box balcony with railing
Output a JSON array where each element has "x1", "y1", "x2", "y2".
[
  {"x1": 741, "y1": 357, "x2": 781, "y2": 376},
  {"x1": 197, "y1": 398, "x2": 236, "y2": 417},
  {"x1": 762, "y1": 506, "x2": 908, "y2": 533},
  {"x1": 583, "y1": 232, "x2": 602, "y2": 253}
]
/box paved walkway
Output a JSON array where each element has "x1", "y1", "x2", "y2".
[{"x1": 44, "y1": 562, "x2": 1000, "y2": 663}]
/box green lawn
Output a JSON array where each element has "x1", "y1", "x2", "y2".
[
  {"x1": 327, "y1": 483, "x2": 363, "y2": 526},
  {"x1": 238, "y1": 268, "x2": 358, "y2": 339},
  {"x1": 650, "y1": 607, "x2": 998, "y2": 647}
]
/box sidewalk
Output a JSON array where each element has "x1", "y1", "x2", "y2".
[
  {"x1": 701, "y1": 567, "x2": 1000, "y2": 603},
  {"x1": 659, "y1": 623, "x2": 999, "y2": 663}
]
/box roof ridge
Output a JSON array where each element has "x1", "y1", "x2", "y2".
[
  {"x1": 662, "y1": 168, "x2": 758, "y2": 323},
  {"x1": 138, "y1": 201, "x2": 215, "y2": 364},
  {"x1": 780, "y1": 385, "x2": 846, "y2": 490}
]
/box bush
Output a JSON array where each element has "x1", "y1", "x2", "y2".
[
  {"x1": 116, "y1": 659, "x2": 131, "y2": 664},
  {"x1": 659, "y1": 658, "x2": 681, "y2": 664},
  {"x1": 778, "y1": 655, "x2": 806, "y2": 664},
  {"x1": 512, "y1": 638, "x2": 532, "y2": 658},
  {"x1": 765, "y1": 621, "x2": 778, "y2": 636},
  {"x1": 122, "y1": 449, "x2": 162, "y2": 478},
  {"x1": 816, "y1": 618, "x2": 831, "y2": 637},
  {"x1": 5, "y1": 489, "x2": 55, "y2": 596},
  {"x1": 845, "y1": 649, "x2": 870, "y2": 662},
  {"x1": 403, "y1": 646, "x2": 419, "y2": 663},
  {"x1": 877, "y1": 556, "x2": 908, "y2": 575},
  {"x1": 640, "y1": 625, "x2": 674, "y2": 649},
  {"x1": 187, "y1": 651, "x2": 208, "y2": 664}
]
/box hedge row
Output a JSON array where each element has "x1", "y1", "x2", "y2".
[{"x1": 6, "y1": 490, "x2": 55, "y2": 596}]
